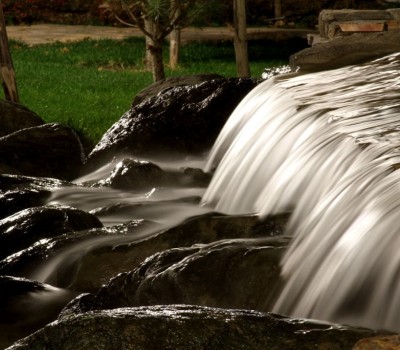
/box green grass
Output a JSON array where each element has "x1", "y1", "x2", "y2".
[{"x1": 5, "y1": 37, "x2": 299, "y2": 150}]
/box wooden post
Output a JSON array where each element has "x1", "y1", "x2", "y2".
[
  {"x1": 169, "y1": 25, "x2": 180, "y2": 70},
  {"x1": 0, "y1": 0, "x2": 19, "y2": 103},
  {"x1": 169, "y1": 1, "x2": 181, "y2": 70},
  {"x1": 233, "y1": 0, "x2": 250, "y2": 77}
]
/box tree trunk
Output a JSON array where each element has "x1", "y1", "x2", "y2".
[
  {"x1": 233, "y1": 0, "x2": 250, "y2": 77},
  {"x1": 169, "y1": 25, "x2": 180, "y2": 70},
  {"x1": 148, "y1": 40, "x2": 165, "y2": 82},
  {"x1": 0, "y1": 0, "x2": 19, "y2": 102}
]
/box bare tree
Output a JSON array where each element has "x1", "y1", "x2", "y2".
[
  {"x1": 0, "y1": 0, "x2": 19, "y2": 102},
  {"x1": 109, "y1": 0, "x2": 196, "y2": 82}
]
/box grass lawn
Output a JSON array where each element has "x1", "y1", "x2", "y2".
[{"x1": 4, "y1": 37, "x2": 301, "y2": 150}]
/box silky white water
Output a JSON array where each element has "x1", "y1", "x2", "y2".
[{"x1": 202, "y1": 52, "x2": 400, "y2": 331}]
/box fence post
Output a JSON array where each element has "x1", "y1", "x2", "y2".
[
  {"x1": 233, "y1": 0, "x2": 250, "y2": 77},
  {"x1": 0, "y1": 0, "x2": 19, "y2": 103}
]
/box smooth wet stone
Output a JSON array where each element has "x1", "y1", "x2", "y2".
[
  {"x1": 0, "y1": 123, "x2": 86, "y2": 181},
  {"x1": 7, "y1": 305, "x2": 387, "y2": 350},
  {"x1": 0, "y1": 205, "x2": 103, "y2": 260},
  {"x1": 66, "y1": 213, "x2": 288, "y2": 292},
  {"x1": 0, "y1": 220, "x2": 157, "y2": 291},
  {"x1": 0, "y1": 100, "x2": 44, "y2": 138},
  {"x1": 0, "y1": 174, "x2": 68, "y2": 219},
  {"x1": 87, "y1": 77, "x2": 259, "y2": 168},
  {"x1": 0, "y1": 276, "x2": 74, "y2": 350},
  {"x1": 67, "y1": 236, "x2": 288, "y2": 315},
  {"x1": 91, "y1": 158, "x2": 212, "y2": 190}
]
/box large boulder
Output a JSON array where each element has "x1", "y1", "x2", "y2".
[
  {"x1": 0, "y1": 123, "x2": 86, "y2": 181},
  {"x1": 0, "y1": 205, "x2": 103, "y2": 260},
  {"x1": 6, "y1": 305, "x2": 387, "y2": 350},
  {"x1": 0, "y1": 100, "x2": 44, "y2": 137},
  {"x1": 131, "y1": 74, "x2": 223, "y2": 107},
  {"x1": 87, "y1": 77, "x2": 259, "y2": 168}
]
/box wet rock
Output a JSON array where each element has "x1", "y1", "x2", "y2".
[
  {"x1": 0, "y1": 205, "x2": 103, "y2": 260},
  {"x1": 0, "y1": 100, "x2": 44, "y2": 138},
  {"x1": 87, "y1": 78, "x2": 260, "y2": 168},
  {"x1": 0, "y1": 174, "x2": 68, "y2": 219},
  {"x1": 96, "y1": 158, "x2": 164, "y2": 190},
  {"x1": 70, "y1": 237, "x2": 288, "y2": 314},
  {"x1": 0, "y1": 123, "x2": 86, "y2": 181},
  {"x1": 0, "y1": 276, "x2": 74, "y2": 350},
  {"x1": 66, "y1": 213, "x2": 288, "y2": 292},
  {"x1": 7, "y1": 305, "x2": 386, "y2": 350},
  {"x1": 131, "y1": 74, "x2": 223, "y2": 107},
  {"x1": 0, "y1": 213, "x2": 287, "y2": 293},
  {"x1": 0, "y1": 220, "x2": 158, "y2": 291},
  {"x1": 91, "y1": 158, "x2": 212, "y2": 191},
  {"x1": 290, "y1": 31, "x2": 400, "y2": 72}
]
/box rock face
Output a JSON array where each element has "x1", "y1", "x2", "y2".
[
  {"x1": 0, "y1": 100, "x2": 44, "y2": 137},
  {"x1": 291, "y1": 30, "x2": 400, "y2": 71},
  {"x1": 87, "y1": 77, "x2": 260, "y2": 167},
  {"x1": 0, "y1": 123, "x2": 86, "y2": 181},
  {"x1": 7, "y1": 305, "x2": 386, "y2": 350},
  {"x1": 291, "y1": 9, "x2": 400, "y2": 72}
]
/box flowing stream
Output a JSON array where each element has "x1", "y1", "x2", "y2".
[
  {"x1": 202, "y1": 52, "x2": 400, "y2": 331},
  {"x1": 34, "y1": 52, "x2": 400, "y2": 332}
]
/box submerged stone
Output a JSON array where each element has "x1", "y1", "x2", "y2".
[{"x1": 7, "y1": 305, "x2": 387, "y2": 350}]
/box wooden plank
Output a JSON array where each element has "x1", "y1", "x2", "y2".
[{"x1": 339, "y1": 22, "x2": 385, "y2": 32}]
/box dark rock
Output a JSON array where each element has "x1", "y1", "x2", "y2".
[
  {"x1": 96, "y1": 158, "x2": 164, "y2": 190},
  {"x1": 131, "y1": 74, "x2": 224, "y2": 107},
  {"x1": 0, "y1": 100, "x2": 44, "y2": 138},
  {"x1": 65, "y1": 213, "x2": 288, "y2": 292},
  {"x1": 7, "y1": 305, "x2": 387, "y2": 350},
  {"x1": 70, "y1": 237, "x2": 288, "y2": 315},
  {"x1": 0, "y1": 220, "x2": 158, "y2": 291},
  {"x1": 0, "y1": 123, "x2": 86, "y2": 181},
  {"x1": 90, "y1": 158, "x2": 212, "y2": 191},
  {"x1": 87, "y1": 78, "x2": 260, "y2": 168},
  {"x1": 0, "y1": 276, "x2": 75, "y2": 350},
  {"x1": 0, "y1": 205, "x2": 103, "y2": 260},
  {"x1": 290, "y1": 31, "x2": 400, "y2": 72},
  {"x1": 0, "y1": 174, "x2": 67, "y2": 219}
]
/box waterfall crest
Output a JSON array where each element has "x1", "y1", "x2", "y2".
[{"x1": 202, "y1": 53, "x2": 400, "y2": 330}]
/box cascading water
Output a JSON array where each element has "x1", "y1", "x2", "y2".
[{"x1": 202, "y1": 52, "x2": 400, "y2": 331}]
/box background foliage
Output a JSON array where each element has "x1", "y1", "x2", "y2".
[{"x1": 2, "y1": 0, "x2": 397, "y2": 27}]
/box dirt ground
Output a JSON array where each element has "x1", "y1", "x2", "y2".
[{"x1": 6, "y1": 24, "x2": 312, "y2": 46}]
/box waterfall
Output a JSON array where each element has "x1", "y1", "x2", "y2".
[{"x1": 202, "y1": 52, "x2": 400, "y2": 331}]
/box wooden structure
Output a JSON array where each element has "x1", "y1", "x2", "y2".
[
  {"x1": 0, "y1": 0, "x2": 19, "y2": 103},
  {"x1": 233, "y1": 0, "x2": 250, "y2": 77}
]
